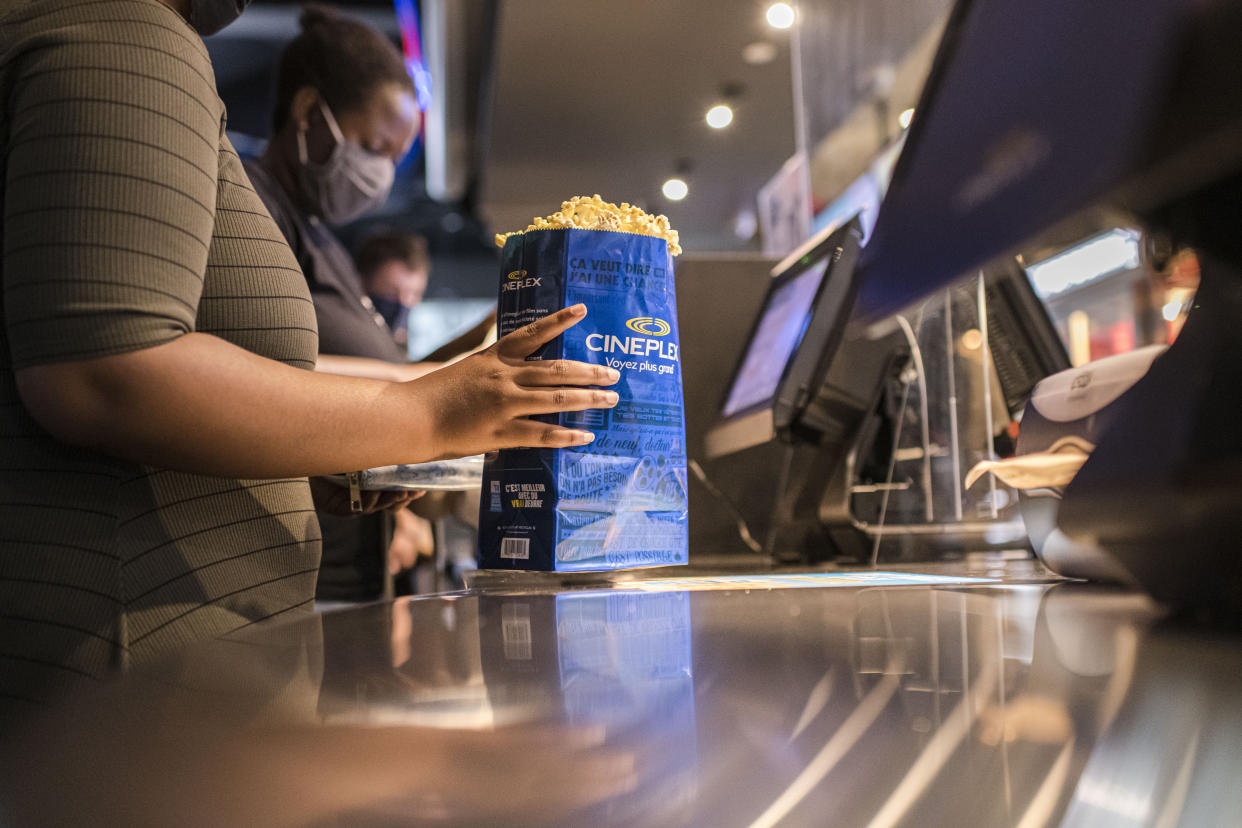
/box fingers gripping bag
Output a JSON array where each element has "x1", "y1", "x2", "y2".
[{"x1": 479, "y1": 196, "x2": 688, "y2": 571}]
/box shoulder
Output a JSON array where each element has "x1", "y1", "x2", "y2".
[{"x1": 2, "y1": 0, "x2": 217, "y2": 112}]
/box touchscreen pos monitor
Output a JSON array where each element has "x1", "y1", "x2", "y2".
[{"x1": 705, "y1": 218, "x2": 864, "y2": 459}]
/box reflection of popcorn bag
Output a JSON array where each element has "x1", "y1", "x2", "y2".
[{"x1": 478, "y1": 225, "x2": 688, "y2": 571}]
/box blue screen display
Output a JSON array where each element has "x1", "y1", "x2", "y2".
[{"x1": 722, "y1": 262, "x2": 828, "y2": 417}]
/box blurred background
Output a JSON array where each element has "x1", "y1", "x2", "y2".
[
  {"x1": 210, "y1": 0, "x2": 1187, "y2": 367},
  {"x1": 209, "y1": 1, "x2": 1200, "y2": 581},
  {"x1": 210, "y1": 0, "x2": 1188, "y2": 366}
]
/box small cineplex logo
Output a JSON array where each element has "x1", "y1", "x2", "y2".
[
  {"x1": 625, "y1": 317, "x2": 671, "y2": 336},
  {"x1": 502, "y1": 270, "x2": 541, "y2": 292}
]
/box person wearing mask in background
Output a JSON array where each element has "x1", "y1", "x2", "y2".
[
  {"x1": 0, "y1": 0, "x2": 616, "y2": 723},
  {"x1": 355, "y1": 232, "x2": 430, "y2": 348},
  {"x1": 355, "y1": 230, "x2": 506, "y2": 593},
  {"x1": 353, "y1": 231, "x2": 495, "y2": 590},
  {"x1": 352, "y1": 230, "x2": 496, "y2": 366},
  {"x1": 244, "y1": 5, "x2": 420, "y2": 376},
  {"x1": 353, "y1": 232, "x2": 442, "y2": 588},
  {"x1": 243, "y1": 6, "x2": 443, "y2": 605}
]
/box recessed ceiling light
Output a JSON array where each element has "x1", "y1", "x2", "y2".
[
  {"x1": 742, "y1": 41, "x2": 778, "y2": 65},
  {"x1": 662, "y1": 178, "x2": 688, "y2": 201},
  {"x1": 706, "y1": 104, "x2": 734, "y2": 129},
  {"x1": 898, "y1": 107, "x2": 915, "y2": 129},
  {"x1": 766, "y1": 3, "x2": 795, "y2": 29}
]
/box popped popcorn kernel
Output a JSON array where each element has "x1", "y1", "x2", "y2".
[{"x1": 495, "y1": 196, "x2": 682, "y2": 256}]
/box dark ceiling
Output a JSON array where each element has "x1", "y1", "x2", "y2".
[
  {"x1": 480, "y1": 1, "x2": 797, "y2": 254},
  {"x1": 204, "y1": 0, "x2": 951, "y2": 294},
  {"x1": 209, "y1": 1, "x2": 799, "y2": 260}
]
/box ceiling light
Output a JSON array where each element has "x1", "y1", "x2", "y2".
[
  {"x1": 742, "y1": 41, "x2": 778, "y2": 65},
  {"x1": 898, "y1": 107, "x2": 915, "y2": 129},
  {"x1": 662, "y1": 178, "x2": 688, "y2": 201},
  {"x1": 766, "y1": 3, "x2": 795, "y2": 29},
  {"x1": 706, "y1": 104, "x2": 734, "y2": 129}
]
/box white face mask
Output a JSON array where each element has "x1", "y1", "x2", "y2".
[{"x1": 296, "y1": 98, "x2": 396, "y2": 225}]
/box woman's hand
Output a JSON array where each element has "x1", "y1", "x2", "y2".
[
  {"x1": 387, "y1": 508, "x2": 434, "y2": 574},
  {"x1": 410, "y1": 304, "x2": 619, "y2": 459}
]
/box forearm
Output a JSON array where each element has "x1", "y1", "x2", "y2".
[
  {"x1": 16, "y1": 333, "x2": 438, "y2": 478},
  {"x1": 16, "y1": 304, "x2": 618, "y2": 480}
]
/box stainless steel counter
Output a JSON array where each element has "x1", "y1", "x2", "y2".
[{"x1": 6, "y1": 564, "x2": 1242, "y2": 827}]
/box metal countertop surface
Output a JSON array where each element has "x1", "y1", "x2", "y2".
[{"x1": 7, "y1": 562, "x2": 1241, "y2": 827}]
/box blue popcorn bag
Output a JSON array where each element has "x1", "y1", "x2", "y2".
[{"x1": 479, "y1": 225, "x2": 688, "y2": 571}]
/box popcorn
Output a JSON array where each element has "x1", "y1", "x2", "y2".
[{"x1": 495, "y1": 194, "x2": 682, "y2": 256}]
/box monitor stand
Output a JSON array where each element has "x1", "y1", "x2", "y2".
[
  {"x1": 1057, "y1": 177, "x2": 1242, "y2": 616},
  {"x1": 762, "y1": 332, "x2": 909, "y2": 564}
]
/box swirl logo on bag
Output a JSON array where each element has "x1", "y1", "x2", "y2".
[{"x1": 625, "y1": 317, "x2": 671, "y2": 336}]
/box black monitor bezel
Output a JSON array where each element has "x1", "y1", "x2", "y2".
[
  {"x1": 983, "y1": 257, "x2": 1073, "y2": 416},
  {"x1": 708, "y1": 218, "x2": 865, "y2": 450},
  {"x1": 856, "y1": 0, "x2": 1241, "y2": 322}
]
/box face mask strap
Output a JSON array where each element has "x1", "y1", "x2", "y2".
[
  {"x1": 317, "y1": 97, "x2": 347, "y2": 146},
  {"x1": 296, "y1": 92, "x2": 345, "y2": 166},
  {"x1": 296, "y1": 124, "x2": 310, "y2": 166}
]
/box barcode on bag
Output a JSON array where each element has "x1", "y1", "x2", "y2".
[{"x1": 500, "y1": 537, "x2": 530, "y2": 560}]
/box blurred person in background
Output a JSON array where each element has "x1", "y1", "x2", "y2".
[
  {"x1": 243, "y1": 5, "x2": 438, "y2": 604},
  {"x1": 245, "y1": 5, "x2": 422, "y2": 378},
  {"x1": 353, "y1": 230, "x2": 499, "y2": 592},
  {"x1": 352, "y1": 231, "x2": 449, "y2": 590},
  {"x1": 355, "y1": 229, "x2": 497, "y2": 363},
  {"x1": 0, "y1": 0, "x2": 615, "y2": 724},
  {"x1": 355, "y1": 232, "x2": 430, "y2": 349}
]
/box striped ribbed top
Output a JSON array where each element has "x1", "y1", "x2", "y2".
[{"x1": 0, "y1": 0, "x2": 322, "y2": 725}]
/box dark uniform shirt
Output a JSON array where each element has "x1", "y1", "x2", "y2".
[
  {"x1": 243, "y1": 161, "x2": 407, "y2": 363},
  {"x1": 244, "y1": 159, "x2": 406, "y2": 603}
]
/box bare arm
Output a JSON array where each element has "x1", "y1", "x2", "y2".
[{"x1": 16, "y1": 305, "x2": 617, "y2": 479}]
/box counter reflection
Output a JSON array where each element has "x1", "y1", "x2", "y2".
[
  {"x1": 10, "y1": 579, "x2": 1242, "y2": 827},
  {"x1": 319, "y1": 589, "x2": 699, "y2": 825},
  {"x1": 484, "y1": 591, "x2": 697, "y2": 825}
]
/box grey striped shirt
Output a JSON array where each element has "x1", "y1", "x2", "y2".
[{"x1": 0, "y1": 0, "x2": 322, "y2": 727}]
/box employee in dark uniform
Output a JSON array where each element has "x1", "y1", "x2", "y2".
[
  {"x1": 244, "y1": 6, "x2": 431, "y2": 604},
  {"x1": 245, "y1": 7, "x2": 414, "y2": 364},
  {"x1": 0, "y1": 0, "x2": 617, "y2": 722}
]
